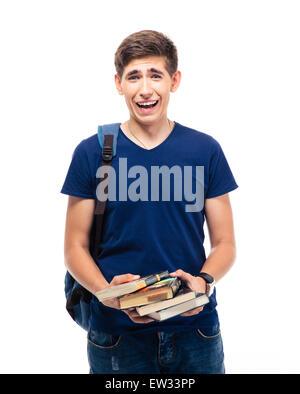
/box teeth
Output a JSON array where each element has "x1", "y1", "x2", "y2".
[{"x1": 137, "y1": 100, "x2": 158, "y2": 107}]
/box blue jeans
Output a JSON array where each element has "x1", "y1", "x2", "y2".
[{"x1": 87, "y1": 324, "x2": 225, "y2": 374}]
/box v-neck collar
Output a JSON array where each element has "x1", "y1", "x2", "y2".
[{"x1": 119, "y1": 122, "x2": 178, "y2": 152}]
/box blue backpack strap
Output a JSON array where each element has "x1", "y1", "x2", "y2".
[
  {"x1": 92, "y1": 122, "x2": 121, "y2": 255},
  {"x1": 97, "y1": 123, "x2": 121, "y2": 157}
]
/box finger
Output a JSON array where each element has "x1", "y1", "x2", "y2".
[
  {"x1": 122, "y1": 310, "x2": 154, "y2": 324},
  {"x1": 180, "y1": 307, "x2": 204, "y2": 317},
  {"x1": 122, "y1": 308, "x2": 134, "y2": 314},
  {"x1": 132, "y1": 317, "x2": 155, "y2": 324},
  {"x1": 102, "y1": 298, "x2": 120, "y2": 310},
  {"x1": 169, "y1": 269, "x2": 184, "y2": 277},
  {"x1": 122, "y1": 308, "x2": 137, "y2": 316},
  {"x1": 170, "y1": 269, "x2": 194, "y2": 288},
  {"x1": 126, "y1": 311, "x2": 140, "y2": 318},
  {"x1": 123, "y1": 308, "x2": 147, "y2": 319},
  {"x1": 181, "y1": 306, "x2": 203, "y2": 316},
  {"x1": 111, "y1": 274, "x2": 140, "y2": 285},
  {"x1": 170, "y1": 269, "x2": 191, "y2": 280}
]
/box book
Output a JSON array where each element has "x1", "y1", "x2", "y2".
[
  {"x1": 95, "y1": 270, "x2": 169, "y2": 301},
  {"x1": 147, "y1": 293, "x2": 210, "y2": 321},
  {"x1": 136, "y1": 287, "x2": 200, "y2": 316},
  {"x1": 119, "y1": 277, "x2": 181, "y2": 309}
]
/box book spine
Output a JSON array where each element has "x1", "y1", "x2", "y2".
[
  {"x1": 171, "y1": 278, "x2": 181, "y2": 296},
  {"x1": 136, "y1": 270, "x2": 169, "y2": 289}
]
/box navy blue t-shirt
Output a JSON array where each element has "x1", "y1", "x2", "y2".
[{"x1": 61, "y1": 121, "x2": 238, "y2": 335}]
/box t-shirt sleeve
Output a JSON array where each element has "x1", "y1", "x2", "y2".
[
  {"x1": 206, "y1": 139, "x2": 238, "y2": 199},
  {"x1": 60, "y1": 140, "x2": 94, "y2": 199}
]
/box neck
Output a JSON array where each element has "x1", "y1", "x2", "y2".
[{"x1": 128, "y1": 117, "x2": 172, "y2": 141}]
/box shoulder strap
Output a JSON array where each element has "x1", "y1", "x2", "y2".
[
  {"x1": 91, "y1": 123, "x2": 120, "y2": 259},
  {"x1": 97, "y1": 123, "x2": 120, "y2": 157}
]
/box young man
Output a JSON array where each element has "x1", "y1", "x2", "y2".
[{"x1": 61, "y1": 30, "x2": 238, "y2": 374}]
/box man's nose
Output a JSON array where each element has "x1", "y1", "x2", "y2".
[{"x1": 139, "y1": 76, "x2": 153, "y2": 97}]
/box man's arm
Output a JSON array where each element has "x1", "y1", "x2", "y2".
[
  {"x1": 170, "y1": 193, "x2": 236, "y2": 316},
  {"x1": 200, "y1": 192, "x2": 236, "y2": 281},
  {"x1": 63, "y1": 196, "x2": 109, "y2": 294},
  {"x1": 64, "y1": 196, "x2": 153, "y2": 322}
]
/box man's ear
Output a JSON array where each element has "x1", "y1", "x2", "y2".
[
  {"x1": 170, "y1": 70, "x2": 182, "y2": 93},
  {"x1": 114, "y1": 74, "x2": 124, "y2": 95}
]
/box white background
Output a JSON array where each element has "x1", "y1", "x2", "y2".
[{"x1": 0, "y1": 0, "x2": 299, "y2": 374}]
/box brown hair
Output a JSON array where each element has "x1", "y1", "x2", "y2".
[{"x1": 114, "y1": 30, "x2": 178, "y2": 79}]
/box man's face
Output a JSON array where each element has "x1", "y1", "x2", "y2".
[{"x1": 115, "y1": 56, "x2": 181, "y2": 125}]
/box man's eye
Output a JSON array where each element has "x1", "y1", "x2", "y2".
[
  {"x1": 152, "y1": 74, "x2": 161, "y2": 79},
  {"x1": 128, "y1": 76, "x2": 139, "y2": 80}
]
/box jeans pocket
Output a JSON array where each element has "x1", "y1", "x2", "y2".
[
  {"x1": 195, "y1": 324, "x2": 221, "y2": 341},
  {"x1": 87, "y1": 328, "x2": 122, "y2": 350}
]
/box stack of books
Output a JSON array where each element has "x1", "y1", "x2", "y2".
[{"x1": 95, "y1": 271, "x2": 209, "y2": 321}]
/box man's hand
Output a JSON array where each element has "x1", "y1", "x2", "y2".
[
  {"x1": 100, "y1": 273, "x2": 155, "y2": 324},
  {"x1": 122, "y1": 307, "x2": 155, "y2": 324},
  {"x1": 100, "y1": 273, "x2": 140, "y2": 310},
  {"x1": 169, "y1": 269, "x2": 207, "y2": 317}
]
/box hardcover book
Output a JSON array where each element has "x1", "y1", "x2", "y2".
[
  {"x1": 95, "y1": 270, "x2": 169, "y2": 301},
  {"x1": 119, "y1": 277, "x2": 181, "y2": 309},
  {"x1": 135, "y1": 287, "x2": 201, "y2": 316},
  {"x1": 147, "y1": 293, "x2": 210, "y2": 321}
]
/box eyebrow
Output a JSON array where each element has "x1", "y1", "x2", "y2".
[{"x1": 125, "y1": 68, "x2": 165, "y2": 78}]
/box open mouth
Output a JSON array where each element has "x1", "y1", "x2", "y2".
[{"x1": 135, "y1": 100, "x2": 159, "y2": 113}]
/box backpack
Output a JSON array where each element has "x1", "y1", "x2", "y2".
[{"x1": 64, "y1": 123, "x2": 121, "y2": 331}]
